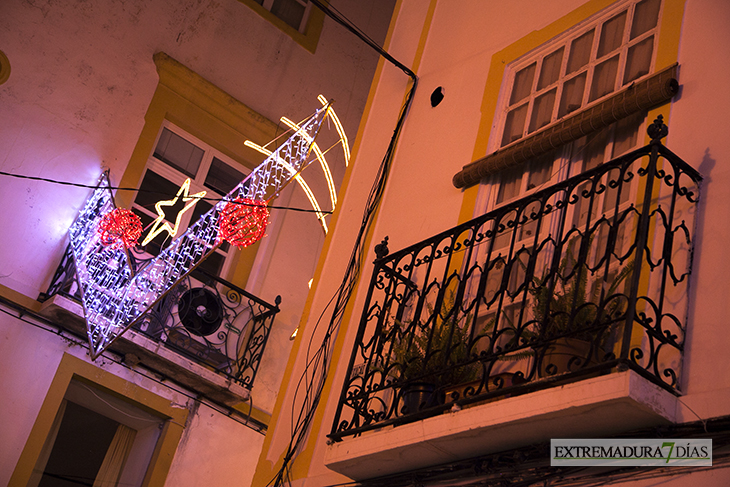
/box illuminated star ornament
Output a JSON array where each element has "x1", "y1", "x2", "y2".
[
  {"x1": 69, "y1": 103, "x2": 330, "y2": 359},
  {"x1": 141, "y1": 178, "x2": 206, "y2": 246}
]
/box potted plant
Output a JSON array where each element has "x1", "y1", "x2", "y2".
[
  {"x1": 527, "y1": 237, "x2": 634, "y2": 377},
  {"x1": 382, "y1": 291, "x2": 482, "y2": 414}
]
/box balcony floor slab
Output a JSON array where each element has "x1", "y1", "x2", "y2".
[
  {"x1": 324, "y1": 370, "x2": 677, "y2": 480},
  {"x1": 39, "y1": 294, "x2": 249, "y2": 406}
]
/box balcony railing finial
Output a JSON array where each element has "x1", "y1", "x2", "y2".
[
  {"x1": 648, "y1": 114, "x2": 669, "y2": 143},
  {"x1": 374, "y1": 236, "x2": 389, "y2": 261}
]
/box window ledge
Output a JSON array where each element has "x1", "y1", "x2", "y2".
[
  {"x1": 39, "y1": 294, "x2": 250, "y2": 407},
  {"x1": 324, "y1": 370, "x2": 677, "y2": 480},
  {"x1": 453, "y1": 63, "x2": 679, "y2": 189}
]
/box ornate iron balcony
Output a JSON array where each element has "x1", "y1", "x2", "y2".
[
  {"x1": 42, "y1": 245, "x2": 279, "y2": 391},
  {"x1": 330, "y1": 117, "x2": 701, "y2": 440}
]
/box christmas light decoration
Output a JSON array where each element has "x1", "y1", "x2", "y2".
[
  {"x1": 140, "y1": 178, "x2": 206, "y2": 246},
  {"x1": 244, "y1": 97, "x2": 351, "y2": 235},
  {"x1": 97, "y1": 208, "x2": 142, "y2": 249},
  {"x1": 70, "y1": 104, "x2": 329, "y2": 359},
  {"x1": 218, "y1": 198, "x2": 269, "y2": 249},
  {"x1": 281, "y1": 116, "x2": 337, "y2": 210},
  {"x1": 244, "y1": 140, "x2": 329, "y2": 233},
  {"x1": 318, "y1": 94, "x2": 350, "y2": 167}
]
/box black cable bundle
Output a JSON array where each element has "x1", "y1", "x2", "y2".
[{"x1": 266, "y1": 3, "x2": 418, "y2": 477}]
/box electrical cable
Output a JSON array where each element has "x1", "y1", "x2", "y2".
[
  {"x1": 309, "y1": 0, "x2": 417, "y2": 80},
  {"x1": 0, "y1": 170, "x2": 332, "y2": 215},
  {"x1": 264, "y1": 3, "x2": 419, "y2": 478}
]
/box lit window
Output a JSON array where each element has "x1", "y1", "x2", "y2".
[
  {"x1": 499, "y1": 0, "x2": 660, "y2": 147},
  {"x1": 132, "y1": 123, "x2": 249, "y2": 279}
]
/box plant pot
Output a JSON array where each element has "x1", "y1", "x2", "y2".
[
  {"x1": 538, "y1": 337, "x2": 596, "y2": 377},
  {"x1": 399, "y1": 381, "x2": 439, "y2": 416}
]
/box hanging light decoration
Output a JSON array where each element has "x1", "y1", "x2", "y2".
[
  {"x1": 218, "y1": 197, "x2": 269, "y2": 249},
  {"x1": 97, "y1": 208, "x2": 143, "y2": 249},
  {"x1": 71, "y1": 103, "x2": 328, "y2": 359}
]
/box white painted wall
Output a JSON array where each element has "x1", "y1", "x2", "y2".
[
  {"x1": 0, "y1": 308, "x2": 267, "y2": 487},
  {"x1": 263, "y1": 0, "x2": 730, "y2": 484},
  {"x1": 165, "y1": 401, "x2": 265, "y2": 487},
  {"x1": 0, "y1": 0, "x2": 395, "y2": 417},
  {"x1": 667, "y1": 0, "x2": 730, "y2": 418},
  {"x1": 0, "y1": 0, "x2": 396, "y2": 484}
]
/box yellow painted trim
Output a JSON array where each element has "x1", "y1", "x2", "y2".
[
  {"x1": 287, "y1": 1, "x2": 437, "y2": 479},
  {"x1": 248, "y1": 1, "x2": 419, "y2": 485},
  {"x1": 459, "y1": 0, "x2": 686, "y2": 223},
  {"x1": 0, "y1": 283, "x2": 42, "y2": 312},
  {"x1": 249, "y1": 1, "x2": 435, "y2": 484},
  {"x1": 9, "y1": 353, "x2": 188, "y2": 487},
  {"x1": 625, "y1": 104, "x2": 675, "y2": 353},
  {"x1": 233, "y1": 400, "x2": 272, "y2": 427},
  {"x1": 655, "y1": 0, "x2": 686, "y2": 71},
  {"x1": 116, "y1": 52, "x2": 279, "y2": 287},
  {"x1": 0, "y1": 49, "x2": 10, "y2": 85},
  {"x1": 235, "y1": 0, "x2": 326, "y2": 54}
]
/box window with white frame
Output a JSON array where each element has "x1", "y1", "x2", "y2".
[
  {"x1": 253, "y1": 0, "x2": 312, "y2": 33},
  {"x1": 132, "y1": 122, "x2": 250, "y2": 279},
  {"x1": 482, "y1": 0, "x2": 661, "y2": 216},
  {"x1": 499, "y1": 0, "x2": 661, "y2": 148},
  {"x1": 473, "y1": 0, "x2": 661, "y2": 342}
]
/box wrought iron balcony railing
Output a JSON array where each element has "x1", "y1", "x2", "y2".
[
  {"x1": 42, "y1": 245, "x2": 279, "y2": 390},
  {"x1": 330, "y1": 117, "x2": 701, "y2": 440}
]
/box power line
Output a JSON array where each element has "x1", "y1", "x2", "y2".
[
  {"x1": 0, "y1": 170, "x2": 333, "y2": 215},
  {"x1": 266, "y1": 1, "x2": 419, "y2": 481}
]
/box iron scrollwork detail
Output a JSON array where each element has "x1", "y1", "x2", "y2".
[{"x1": 330, "y1": 130, "x2": 701, "y2": 440}]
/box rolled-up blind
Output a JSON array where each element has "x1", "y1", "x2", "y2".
[{"x1": 453, "y1": 63, "x2": 678, "y2": 189}]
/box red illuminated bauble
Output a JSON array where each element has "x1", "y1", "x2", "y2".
[
  {"x1": 218, "y1": 198, "x2": 269, "y2": 249},
  {"x1": 97, "y1": 208, "x2": 143, "y2": 249}
]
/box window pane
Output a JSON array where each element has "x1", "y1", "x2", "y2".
[
  {"x1": 527, "y1": 151, "x2": 554, "y2": 189},
  {"x1": 528, "y1": 88, "x2": 556, "y2": 133},
  {"x1": 583, "y1": 127, "x2": 610, "y2": 170},
  {"x1": 501, "y1": 104, "x2": 528, "y2": 146},
  {"x1": 567, "y1": 30, "x2": 594, "y2": 74},
  {"x1": 589, "y1": 55, "x2": 619, "y2": 102},
  {"x1": 39, "y1": 402, "x2": 120, "y2": 487},
  {"x1": 597, "y1": 11, "x2": 627, "y2": 58},
  {"x1": 509, "y1": 63, "x2": 536, "y2": 105},
  {"x1": 271, "y1": 0, "x2": 306, "y2": 31},
  {"x1": 153, "y1": 128, "x2": 204, "y2": 178},
  {"x1": 134, "y1": 170, "x2": 185, "y2": 216},
  {"x1": 631, "y1": 0, "x2": 661, "y2": 39},
  {"x1": 192, "y1": 251, "x2": 225, "y2": 282},
  {"x1": 537, "y1": 47, "x2": 564, "y2": 91},
  {"x1": 611, "y1": 111, "x2": 643, "y2": 157},
  {"x1": 205, "y1": 157, "x2": 247, "y2": 196},
  {"x1": 496, "y1": 165, "x2": 522, "y2": 204},
  {"x1": 623, "y1": 36, "x2": 654, "y2": 84},
  {"x1": 558, "y1": 72, "x2": 587, "y2": 118}
]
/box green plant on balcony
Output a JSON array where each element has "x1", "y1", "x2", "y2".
[
  {"x1": 526, "y1": 236, "x2": 634, "y2": 374},
  {"x1": 381, "y1": 291, "x2": 489, "y2": 411}
]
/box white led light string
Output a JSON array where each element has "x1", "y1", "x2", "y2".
[{"x1": 70, "y1": 105, "x2": 329, "y2": 359}]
